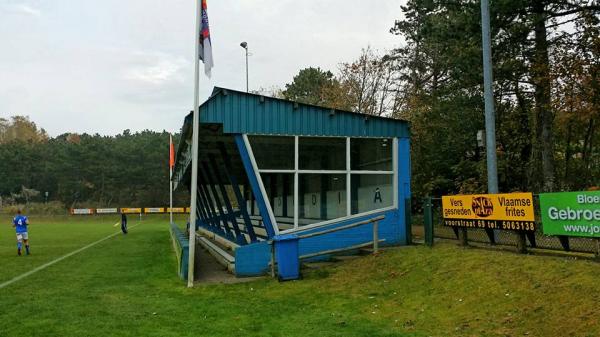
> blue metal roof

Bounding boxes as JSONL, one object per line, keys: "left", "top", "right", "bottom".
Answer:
{"left": 186, "top": 87, "right": 410, "bottom": 138}
{"left": 172, "top": 87, "right": 410, "bottom": 185}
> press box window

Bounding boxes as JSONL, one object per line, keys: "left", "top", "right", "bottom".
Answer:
{"left": 299, "top": 137, "right": 346, "bottom": 170}
{"left": 298, "top": 174, "right": 347, "bottom": 222}
{"left": 351, "top": 174, "right": 393, "bottom": 214}
{"left": 351, "top": 138, "right": 392, "bottom": 171}
{"left": 249, "top": 136, "right": 294, "bottom": 170}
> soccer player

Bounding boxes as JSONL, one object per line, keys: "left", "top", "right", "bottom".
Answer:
{"left": 121, "top": 213, "right": 128, "bottom": 234}
{"left": 13, "top": 209, "right": 30, "bottom": 256}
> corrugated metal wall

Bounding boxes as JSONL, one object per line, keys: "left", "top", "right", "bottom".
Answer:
{"left": 198, "top": 88, "right": 410, "bottom": 138}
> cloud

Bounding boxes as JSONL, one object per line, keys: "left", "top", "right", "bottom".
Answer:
{"left": 0, "top": 0, "right": 405, "bottom": 136}
{"left": 2, "top": 3, "right": 41, "bottom": 17}
{"left": 123, "top": 52, "right": 188, "bottom": 85}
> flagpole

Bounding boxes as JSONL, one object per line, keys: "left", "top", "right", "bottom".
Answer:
{"left": 187, "top": 0, "right": 202, "bottom": 288}
{"left": 169, "top": 134, "right": 174, "bottom": 225}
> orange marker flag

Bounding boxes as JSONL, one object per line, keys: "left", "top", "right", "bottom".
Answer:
{"left": 169, "top": 134, "right": 175, "bottom": 171}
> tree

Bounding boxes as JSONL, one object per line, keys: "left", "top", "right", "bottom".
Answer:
{"left": 0, "top": 116, "right": 48, "bottom": 144}
{"left": 282, "top": 67, "right": 341, "bottom": 107}
{"left": 337, "top": 47, "right": 399, "bottom": 116}
{"left": 387, "top": 0, "right": 599, "bottom": 198}
{"left": 0, "top": 117, "right": 190, "bottom": 209}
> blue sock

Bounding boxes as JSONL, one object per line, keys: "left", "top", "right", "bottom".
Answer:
{"left": 17, "top": 242, "right": 22, "bottom": 250}
{"left": 25, "top": 245, "right": 30, "bottom": 254}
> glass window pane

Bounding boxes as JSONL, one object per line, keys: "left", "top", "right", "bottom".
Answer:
{"left": 351, "top": 138, "right": 392, "bottom": 171}
{"left": 351, "top": 174, "right": 393, "bottom": 214}
{"left": 260, "top": 173, "right": 294, "bottom": 231}
{"left": 299, "top": 137, "right": 346, "bottom": 170}
{"left": 260, "top": 173, "right": 294, "bottom": 217}
{"left": 249, "top": 136, "right": 294, "bottom": 169}
{"left": 299, "top": 174, "right": 346, "bottom": 223}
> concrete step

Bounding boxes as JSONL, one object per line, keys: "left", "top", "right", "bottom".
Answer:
{"left": 197, "top": 235, "right": 235, "bottom": 273}
{"left": 197, "top": 227, "right": 240, "bottom": 252}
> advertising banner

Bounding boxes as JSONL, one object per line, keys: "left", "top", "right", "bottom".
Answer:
{"left": 442, "top": 193, "right": 535, "bottom": 231}
{"left": 71, "top": 208, "right": 94, "bottom": 215}
{"left": 167, "top": 207, "right": 186, "bottom": 213}
{"left": 121, "top": 208, "right": 142, "bottom": 214}
{"left": 96, "top": 208, "right": 118, "bottom": 214}
{"left": 540, "top": 191, "right": 600, "bottom": 237}
{"left": 144, "top": 207, "right": 165, "bottom": 213}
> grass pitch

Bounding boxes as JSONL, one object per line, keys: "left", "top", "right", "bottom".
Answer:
{"left": 1, "top": 215, "right": 600, "bottom": 337}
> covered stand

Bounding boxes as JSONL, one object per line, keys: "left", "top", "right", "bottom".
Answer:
{"left": 172, "top": 87, "right": 411, "bottom": 276}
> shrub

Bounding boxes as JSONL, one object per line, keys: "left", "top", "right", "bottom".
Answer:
{"left": 1, "top": 201, "right": 68, "bottom": 215}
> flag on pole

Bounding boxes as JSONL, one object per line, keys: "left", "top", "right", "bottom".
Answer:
{"left": 199, "top": 0, "right": 214, "bottom": 77}
{"left": 169, "top": 134, "right": 175, "bottom": 175}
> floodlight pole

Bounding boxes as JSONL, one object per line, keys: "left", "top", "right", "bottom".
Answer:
{"left": 240, "top": 42, "right": 249, "bottom": 92}
{"left": 481, "top": 0, "right": 505, "bottom": 246}
{"left": 480, "top": 0, "right": 498, "bottom": 194}
{"left": 187, "top": 0, "right": 202, "bottom": 288}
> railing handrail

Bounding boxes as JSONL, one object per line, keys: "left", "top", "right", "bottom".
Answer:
{"left": 297, "top": 215, "right": 385, "bottom": 240}
{"left": 269, "top": 214, "right": 385, "bottom": 277}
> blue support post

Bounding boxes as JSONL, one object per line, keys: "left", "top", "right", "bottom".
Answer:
{"left": 195, "top": 185, "right": 213, "bottom": 230}
{"left": 398, "top": 137, "right": 412, "bottom": 245}
{"left": 196, "top": 176, "right": 220, "bottom": 233}
{"left": 217, "top": 141, "right": 258, "bottom": 242}
{"left": 234, "top": 134, "right": 277, "bottom": 239}
{"left": 195, "top": 176, "right": 213, "bottom": 231}
{"left": 201, "top": 161, "right": 236, "bottom": 242}
{"left": 199, "top": 169, "right": 231, "bottom": 237}
{"left": 207, "top": 156, "right": 247, "bottom": 245}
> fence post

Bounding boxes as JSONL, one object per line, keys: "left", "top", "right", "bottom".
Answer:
{"left": 373, "top": 221, "right": 379, "bottom": 254}
{"left": 424, "top": 197, "right": 434, "bottom": 247}
{"left": 516, "top": 232, "right": 527, "bottom": 254}
{"left": 460, "top": 228, "right": 469, "bottom": 247}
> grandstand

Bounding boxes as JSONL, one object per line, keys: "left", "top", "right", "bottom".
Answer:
{"left": 172, "top": 87, "right": 411, "bottom": 276}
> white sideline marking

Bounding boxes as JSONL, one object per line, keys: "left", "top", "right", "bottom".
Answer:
{"left": 0, "top": 223, "right": 141, "bottom": 290}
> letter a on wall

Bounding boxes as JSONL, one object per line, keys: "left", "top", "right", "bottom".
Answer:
{"left": 374, "top": 188, "right": 382, "bottom": 203}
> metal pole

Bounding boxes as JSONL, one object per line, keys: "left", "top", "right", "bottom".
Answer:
{"left": 424, "top": 197, "right": 433, "bottom": 247}
{"left": 187, "top": 0, "right": 202, "bottom": 288}
{"left": 245, "top": 47, "right": 249, "bottom": 93}
{"left": 481, "top": 0, "right": 505, "bottom": 247}
{"left": 170, "top": 135, "right": 173, "bottom": 225}
{"left": 480, "top": 0, "right": 498, "bottom": 195}
{"left": 373, "top": 221, "right": 379, "bottom": 254}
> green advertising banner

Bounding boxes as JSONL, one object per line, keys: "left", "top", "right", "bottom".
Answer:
{"left": 540, "top": 191, "right": 600, "bottom": 237}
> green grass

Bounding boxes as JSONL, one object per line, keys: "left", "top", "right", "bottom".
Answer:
{"left": 1, "top": 215, "right": 600, "bottom": 336}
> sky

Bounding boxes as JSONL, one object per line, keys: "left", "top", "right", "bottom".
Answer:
{"left": 0, "top": 0, "right": 406, "bottom": 136}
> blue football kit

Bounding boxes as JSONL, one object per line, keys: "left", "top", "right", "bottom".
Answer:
{"left": 13, "top": 215, "right": 28, "bottom": 233}
{"left": 13, "top": 214, "right": 30, "bottom": 255}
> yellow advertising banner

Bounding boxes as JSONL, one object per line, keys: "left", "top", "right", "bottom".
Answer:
{"left": 167, "top": 207, "right": 186, "bottom": 213}
{"left": 144, "top": 207, "right": 165, "bottom": 214}
{"left": 121, "top": 208, "right": 142, "bottom": 214}
{"left": 442, "top": 193, "right": 535, "bottom": 231}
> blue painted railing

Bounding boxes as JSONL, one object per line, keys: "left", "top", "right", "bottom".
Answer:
{"left": 169, "top": 223, "right": 189, "bottom": 281}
